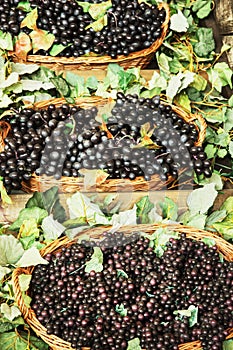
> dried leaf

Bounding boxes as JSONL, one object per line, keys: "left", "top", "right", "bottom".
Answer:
{"left": 20, "top": 7, "right": 38, "bottom": 30}
{"left": 13, "top": 33, "right": 32, "bottom": 61}
{"left": 30, "top": 29, "right": 55, "bottom": 54}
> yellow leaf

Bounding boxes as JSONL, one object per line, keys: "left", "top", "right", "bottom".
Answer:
{"left": 29, "top": 29, "right": 55, "bottom": 54}
{"left": 0, "top": 179, "right": 12, "bottom": 208}
{"left": 20, "top": 8, "right": 38, "bottom": 30}
{"left": 19, "top": 218, "right": 40, "bottom": 238}
{"left": 12, "top": 33, "right": 32, "bottom": 61}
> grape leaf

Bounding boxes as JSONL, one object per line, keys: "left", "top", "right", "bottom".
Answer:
{"left": 13, "top": 32, "right": 32, "bottom": 61}
{"left": 18, "top": 274, "right": 32, "bottom": 292}
{"left": 0, "top": 235, "right": 24, "bottom": 265}
{"left": 112, "top": 205, "right": 137, "bottom": 228}
{"left": 127, "top": 338, "right": 142, "bottom": 350}
{"left": 0, "top": 31, "right": 13, "bottom": 51}
{"left": 41, "top": 215, "right": 65, "bottom": 241}
{"left": 217, "top": 148, "right": 227, "bottom": 158}
{"left": 17, "top": 0, "right": 32, "bottom": 12}
{"left": 8, "top": 207, "right": 48, "bottom": 231}
{"left": 202, "top": 237, "right": 216, "bottom": 247}
{"left": 144, "top": 227, "right": 180, "bottom": 257}
{"left": 187, "top": 183, "right": 218, "bottom": 215}
{"left": 0, "top": 316, "right": 25, "bottom": 333}
{"left": 20, "top": 79, "right": 54, "bottom": 91}
{"left": 0, "top": 94, "right": 13, "bottom": 108}
{"left": 86, "top": 76, "right": 98, "bottom": 90}
{"left": 194, "top": 28, "right": 215, "bottom": 57}
{"left": 19, "top": 218, "right": 40, "bottom": 238}
{"left": 174, "top": 305, "right": 198, "bottom": 327}
{"left": 229, "top": 141, "right": 233, "bottom": 158}
{"left": 49, "top": 43, "right": 68, "bottom": 56}
{"left": 85, "top": 247, "right": 103, "bottom": 273}
{"left": 0, "top": 304, "right": 21, "bottom": 321}
{"left": 30, "top": 29, "right": 55, "bottom": 54}
{"left": 159, "top": 197, "right": 178, "bottom": 221}
{"left": 0, "top": 266, "right": 11, "bottom": 280}
{"left": 115, "top": 304, "right": 127, "bottom": 316}
{"left": 26, "top": 186, "right": 66, "bottom": 222}
{"left": 220, "top": 197, "right": 233, "bottom": 214}
{"left": 223, "top": 340, "right": 233, "bottom": 350}
{"left": 50, "top": 76, "right": 70, "bottom": 97}
{"left": 0, "top": 331, "right": 49, "bottom": 350}
{"left": 205, "top": 209, "right": 227, "bottom": 227}
{"left": 136, "top": 196, "right": 154, "bottom": 224}
{"left": 170, "top": 10, "right": 189, "bottom": 32}
{"left": 86, "top": 14, "right": 108, "bottom": 32}
{"left": 16, "top": 247, "right": 49, "bottom": 267}
{"left": 187, "top": 213, "right": 207, "bottom": 229}
{"left": 11, "top": 62, "right": 39, "bottom": 75}
{"left": 19, "top": 234, "right": 36, "bottom": 250}
{"left": 204, "top": 144, "right": 217, "bottom": 159}
{"left": 213, "top": 62, "right": 233, "bottom": 89}
{"left": 79, "top": 169, "right": 109, "bottom": 189}
{"left": 89, "top": 0, "right": 112, "bottom": 20}
{"left": 192, "top": 0, "right": 212, "bottom": 19}
{"left": 20, "top": 7, "right": 38, "bottom": 30}
{"left": 0, "top": 178, "right": 12, "bottom": 207}
{"left": 77, "top": 1, "right": 91, "bottom": 12}
{"left": 0, "top": 72, "right": 19, "bottom": 89}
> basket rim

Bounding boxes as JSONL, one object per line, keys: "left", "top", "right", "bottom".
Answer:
{"left": 12, "top": 223, "right": 233, "bottom": 350}
{"left": 13, "top": 3, "right": 170, "bottom": 66}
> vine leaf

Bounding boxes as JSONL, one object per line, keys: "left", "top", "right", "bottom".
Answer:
{"left": 29, "top": 30, "right": 55, "bottom": 54}
{"left": 20, "top": 7, "right": 38, "bottom": 30}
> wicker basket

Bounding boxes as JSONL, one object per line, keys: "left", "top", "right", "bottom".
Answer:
{"left": 0, "top": 98, "right": 207, "bottom": 193}
{"left": 12, "top": 223, "right": 233, "bottom": 350}
{"left": 12, "top": 3, "right": 170, "bottom": 71}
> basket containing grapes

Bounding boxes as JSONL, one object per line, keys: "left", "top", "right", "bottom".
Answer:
{"left": 12, "top": 224, "right": 233, "bottom": 350}
{"left": 11, "top": 0, "right": 170, "bottom": 70}
{"left": 0, "top": 94, "right": 209, "bottom": 193}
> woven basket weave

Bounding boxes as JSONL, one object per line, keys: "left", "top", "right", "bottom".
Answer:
{"left": 12, "top": 223, "right": 233, "bottom": 350}
{"left": 0, "top": 98, "right": 207, "bottom": 193}
{"left": 12, "top": 3, "right": 170, "bottom": 71}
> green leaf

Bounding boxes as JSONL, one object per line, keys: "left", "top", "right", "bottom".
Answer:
{"left": 220, "top": 197, "right": 233, "bottom": 214}
{"left": 86, "top": 14, "right": 108, "bottom": 32}
{"left": 20, "top": 7, "right": 38, "bottom": 30}
{"left": 190, "top": 74, "right": 207, "bottom": 91}
{"left": 117, "top": 269, "right": 129, "bottom": 279}
{"left": 20, "top": 79, "right": 54, "bottom": 91}
{"left": 174, "top": 305, "right": 198, "bottom": 327}
{"left": 170, "top": 9, "right": 189, "bottom": 32}
{"left": 0, "top": 316, "right": 25, "bottom": 333}
{"left": 86, "top": 76, "right": 98, "bottom": 90}
{"left": 17, "top": 0, "right": 32, "bottom": 12}
{"left": 0, "top": 235, "right": 24, "bottom": 265}
{"left": 0, "top": 31, "right": 13, "bottom": 51}
{"left": 19, "top": 234, "right": 37, "bottom": 250}
{"left": 187, "top": 213, "right": 207, "bottom": 229}
{"left": 11, "top": 62, "right": 39, "bottom": 75}
{"left": 217, "top": 148, "right": 227, "bottom": 158}
{"left": 16, "top": 247, "right": 49, "bottom": 267}
{"left": 49, "top": 43, "right": 68, "bottom": 56}
{"left": 26, "top": 186, "right": 66, "bottom": 222}
{"left": 0, "top": 179, "right": 12, "bottom": 207}
{"left": 41, "top": 215, "right": 65, "bottom": 241}
{"left": 229, "top": 96, "right": 233, "bottom": 107}
{"left": 127, "top": 338, "right": 142, "bottom": 350}
{"left": 9, "top": 207, "right": 48, "bottom": 231}
{"left": 223, "top": 339, "right": 233, "bottom": 350}
{"left": 0, "top": 266, "right": 11, "bottom": 280}
{"left": 194, "top": 28, "right": 215, "bottom": 57}
{"left": 0, "top": 304, "right": 21, "bottom": 322}
{"left": 0, "top": 94, "right": 13, "bottom": 108}
{"left": 115, "top": 303, "right": 127, "bottom": 317}
{"left": 89, "top": 0, "right": 112, "bottom": 20}
{"left": 50, "top": 76, "right": 70, "bottom": 97}
{"left": 19, "top": 218, "right": 40, "bottom": 238}
{"left": 0, "top": 72, "right": 19, "bottom": 89}
{"left": 229, "top": 141, "right": 233, "bottom": 158}
{"left": 192, "top": 0, "right": 212, "bottom": 19}
{"left": 144, "top": 227, "right": 180, "bottom": 257}
{"left": 85, "top": 247, "right": 103, "bottom": 273}
{"left": 77, "top": 1, "right": 91, "bottom": 12}
{"left": 204, "top": 144, "right": 217, "bottom": 159}
{"left": 67, "top": 192, "right": 110, "bottom": 226}
{"left": 30, "top": 29, "right": 55, "bottom": 53}
{"left": 187, "top": 183, "right": 218, "bottom": 215}
{"left": 224, "top": 108, "right": 233, "bottom": 131}
{"left": 159, "top": 197, "right": 178, "bottom": 221}
{"left": 112, "top": 205, "right": 137, "bottom": 227}
{"left": 0, "top": 331, "right": 49, "bottom": 350}
{"left": 213, "top": 62, "right": 233, "bottom": 89}
{"left": 18, "top": 274, "right": 32, "bottom": 292}
{"left": 205, "top": 209, "right": 227, "bottom": 227}
{"left": 202, "top": 237, "right": 216, "bottom": 247}
{"left": 136, "top": 196, "right": 154, "bottom": 224}
{"left": 213, "top": 221, "right": 233, "bottom": 241}
{"left": 175, "top": 91, "right": 191, "bottom": 112}
{"left": 148, "top": 71, "right": 167, "bottom": 91}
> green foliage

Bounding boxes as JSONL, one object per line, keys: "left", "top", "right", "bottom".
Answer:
{"left": 136, "top": 196, "right": 154, "bottom": 224}
{"left": 127, "top": 338, "right": 142, "bottom": 350}
{"left": 85, "top": 247, "right": 103, "bottom": 273}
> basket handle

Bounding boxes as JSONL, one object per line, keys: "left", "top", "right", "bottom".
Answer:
{"left": 192, "top": 113, "right": 207, "bottom": 147}
{"left": 0, "top": 121, "right": 11, "bottom": 152}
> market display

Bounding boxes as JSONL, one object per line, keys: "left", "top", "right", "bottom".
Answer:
{"left": 21, "top": 230, "right": 233, "bottom": 350}
{"left": 0, "top": 94, "right": 211, "bottom": 193}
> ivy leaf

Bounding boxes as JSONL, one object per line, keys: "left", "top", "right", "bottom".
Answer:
{"left": 0, "top": 304, "right": 21, "bottom": 322}
{"left": 41, "top": 215, "right": 65, "bottom": 241}
{"left": 79, "top": 169, "right": 109, "bottom": 189}
{"left": 187, "top": 183, "right": 218, "bottom": 215}
{"left": 0, "top": 178, "right": 12, "bottom": 207}
{"left": 0, "top": 235, "right": 24, "bottom": 265}
{"left": 170, "top": 10, "right": 189, "bottom": 32}
{"left": 20, "top": 7, "right": 38, "bottom": 30}
{"left": 49, "top": 43, "right": 68, "bottom": 56}
{"left": 19, "top": 218, "right": 40, "bottom": 238}
{"left": 8, "top": 207, "right": 48, "bottom": 231}
{"left": 194, "top": 28, "right": 215, "bottom": 57}
{"left": 159, "top": 197, "right": 178, "bottom": 221}
{"left": 217, "top": 148, "right": 227, "bottom": 158}
{"left": 89, "top": 0, "right": 112, "bottom": 20}
{"left": 30, "top": 29, "right": 55, "bottom": 53}
{"left": 213, "top": 62, "right": 233, "bottom": 89}
{"left": 127, "top": 338, "right": 142, "bottom": 350}
{"left": 86, "top": 14, "right": 108, "bottom": 32}
{"left": 136, "top": 196, "right": 154, "bottom": 224}
{"left": 13, "top": 32, "right": 32, "bottom": 61}
{"left": 18, "top": 274, "right": 32, "bottom": 292}
{"left": 17, "top": 0, "right": 32, "bottom": 12}
{"left": 16, "top": 247, "right": 49, "bottom": 267}
{"left": 204, "top": 144, "right": 217, "bottom": 159}
{"left": 0, "top": 31, "right": 13, "bottom": 51}
{"left": 26, "top": 186, "right": 66, "bottom": 222}
{"left": 85, "top": 247, "right": 103, "bottom": 273}
{"left": 115, "top": 304, "right": 127, "bottom": 317}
